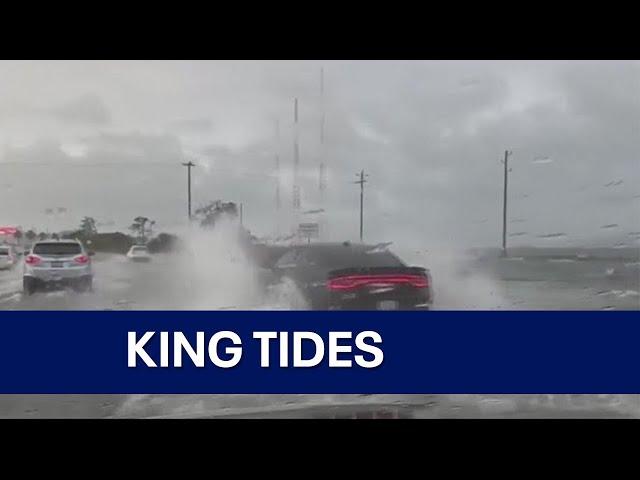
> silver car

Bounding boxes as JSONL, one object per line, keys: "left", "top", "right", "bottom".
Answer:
{"left": 23, "top": 240, "right": 94, "bottom": 295}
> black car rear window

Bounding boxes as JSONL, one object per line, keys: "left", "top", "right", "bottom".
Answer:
{"left": 305, "top": 246, "right": 405, "bottom": 269}
{"left": 33, "top": 243, "right": 82, "bottom": 255}
{"left": 0, "top": 248, "right": 9, "bottom": 255}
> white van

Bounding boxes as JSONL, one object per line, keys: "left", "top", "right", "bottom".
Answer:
{"left": 126, "top": 245, "right": 152, "bottom": 262}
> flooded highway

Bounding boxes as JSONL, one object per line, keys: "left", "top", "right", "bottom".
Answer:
{"left": 1, "top": 247, "right": 638, "bottom": 419}
{"left": 1, "top": 59, "right": 639, "bottom": 419}
{"left": 1, "top": 248, "right": 638, "bottom": 311}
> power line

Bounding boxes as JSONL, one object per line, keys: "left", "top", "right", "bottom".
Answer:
{"left": 0, "top": 161, "right": 277, "bottom": 179}
{"left": 0, "top": 161, "right": 181, "bottom": 167}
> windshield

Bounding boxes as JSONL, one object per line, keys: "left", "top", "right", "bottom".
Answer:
{"left": 33, "top": 243, "right": 82, "bottom": 256}
{"left": 0, "top": 248, "right": 9, "bottom": 255}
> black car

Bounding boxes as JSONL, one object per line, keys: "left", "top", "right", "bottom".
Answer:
{"left": 264, "top": 242, "right": 433, "bottom": 310}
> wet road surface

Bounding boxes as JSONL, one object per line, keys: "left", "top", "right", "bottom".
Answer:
{"left": 1, "top": 249, "right": 638, "bottom": 418}
{"left": 1, "top": 251, "right": 638, "bottom": 311}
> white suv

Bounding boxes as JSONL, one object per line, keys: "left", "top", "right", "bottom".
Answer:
{"left": 23, "top": 240, "right": 94, "bottom": 295}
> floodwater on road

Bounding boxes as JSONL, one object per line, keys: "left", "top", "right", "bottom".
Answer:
{"left": 1, "top": 248, "right": 638, "bottom": 418}
{"left": 1, "top": 249, "right": 638, "bottom": 311}
{"left": 2, "top": 393, "right": 639, "bottom": 419}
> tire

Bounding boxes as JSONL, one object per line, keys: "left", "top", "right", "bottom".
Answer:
{"left": 23, "top": 277, "right": 36, "bottom": 296}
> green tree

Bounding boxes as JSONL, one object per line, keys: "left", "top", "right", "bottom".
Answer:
{"left": 38, "top": 232, "right": 48, "bottom": 241}
{"left": 25, "top": 230, "right": 37, "bottom": 241}
{"left": 129, "top": 217, "right": 155, "bottom": 242}
{"left": 147, "top": 219, "right": 156, "bottom": 238}
{"left": 195, "top": 201, "right": 238, "bottom": 229}
{"left": 79, "top": 217, "right": 98, "bottom": 237}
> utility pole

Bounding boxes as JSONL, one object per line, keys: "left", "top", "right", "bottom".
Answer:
{"left": 272, "top": 119, "right": 282, "bottom": 238}
{"left": 181, "top": 161, "right": 196, "bottom": 221}
{"left": 501, "top": 150, "right": 512, "bottom": 257}
{"left": 293, "top": 98, "right": 301, "bottom": 213}
{"left": 319, "top": 67, "right": 327, "bottom": 201}
{"left": 354, "top": 170, "right": 368, "bottom": 242}
{"left": 275, "top": 120, "right": 281, "bottom": 212}
{"left": 240, "top": 203, "right": 244, "bottom": 227}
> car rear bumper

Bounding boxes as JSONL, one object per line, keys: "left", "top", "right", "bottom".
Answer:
{"left": 128, "top": 256, "right": 151, "bottom": 262}
{"left": 328, "top": 301, "right": 432, "bottom": 311}
{"left": 328, "top": 290, "right": 432, "bottom": 311}
{"left": 24, "top": 275, "right": 92, "bottom": 288}
{"left": 24, "top": 266, "right": 92, "bottom": 282}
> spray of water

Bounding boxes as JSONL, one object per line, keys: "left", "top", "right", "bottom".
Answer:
{"left": 167, "top": 225, "right": 508, "bottom": 311}
{"left": 166, "top": 216, "right": 307, "bottom": 310}
{"left": 163, "top": 217, "right": 262, "bottom": 309}
{"left": 400, "top": 246, "right": 510, "bottom": 310}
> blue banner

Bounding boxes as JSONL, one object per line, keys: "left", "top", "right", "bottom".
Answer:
{"left": 1, "top": 310, "right": 639, "bottom": 394}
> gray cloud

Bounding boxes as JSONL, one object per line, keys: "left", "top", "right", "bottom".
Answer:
{"left": 50, "top": 94, "right": 111, "bottom": 125}
{"left": 81, "top": 132, "right": 183, "bottom": 162}
{"left": 2, "top": 139, "right": 70, "bottom": 163}
{"left": 0, "top": 135, "right": 187, "bottom": 232}
{"left": 0, "top": 60, "right": 637, "bottom": 249}
{"left": 0, "top": 93, "right": 110, "bottom": 130}
{"left": 169, "top": 117, "right": 213, "bottom": 133}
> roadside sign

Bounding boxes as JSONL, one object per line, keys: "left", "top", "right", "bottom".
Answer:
{"left": 298, "top": 223, "right": 319, "bottom": 242}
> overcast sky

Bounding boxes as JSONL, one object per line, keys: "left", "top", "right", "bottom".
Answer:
{"left": 0, "top": 60, "right": 638, "bottom": 249}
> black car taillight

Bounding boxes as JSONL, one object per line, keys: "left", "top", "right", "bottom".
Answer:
{"left": 327, "top": 274, "right": 429, "bottom": 291}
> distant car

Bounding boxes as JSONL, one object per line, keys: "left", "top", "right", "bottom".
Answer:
{"left": 264, "top": 242, "right": 433, "bottom": 310}
{"left": 23, "top": 239, "right": 94, "bottom": 295}
{"left": 126, "top": 245, "right": 151, "bottom": 262}
{"left": 0, "top": 245, "right": 18, "bottom": 270}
